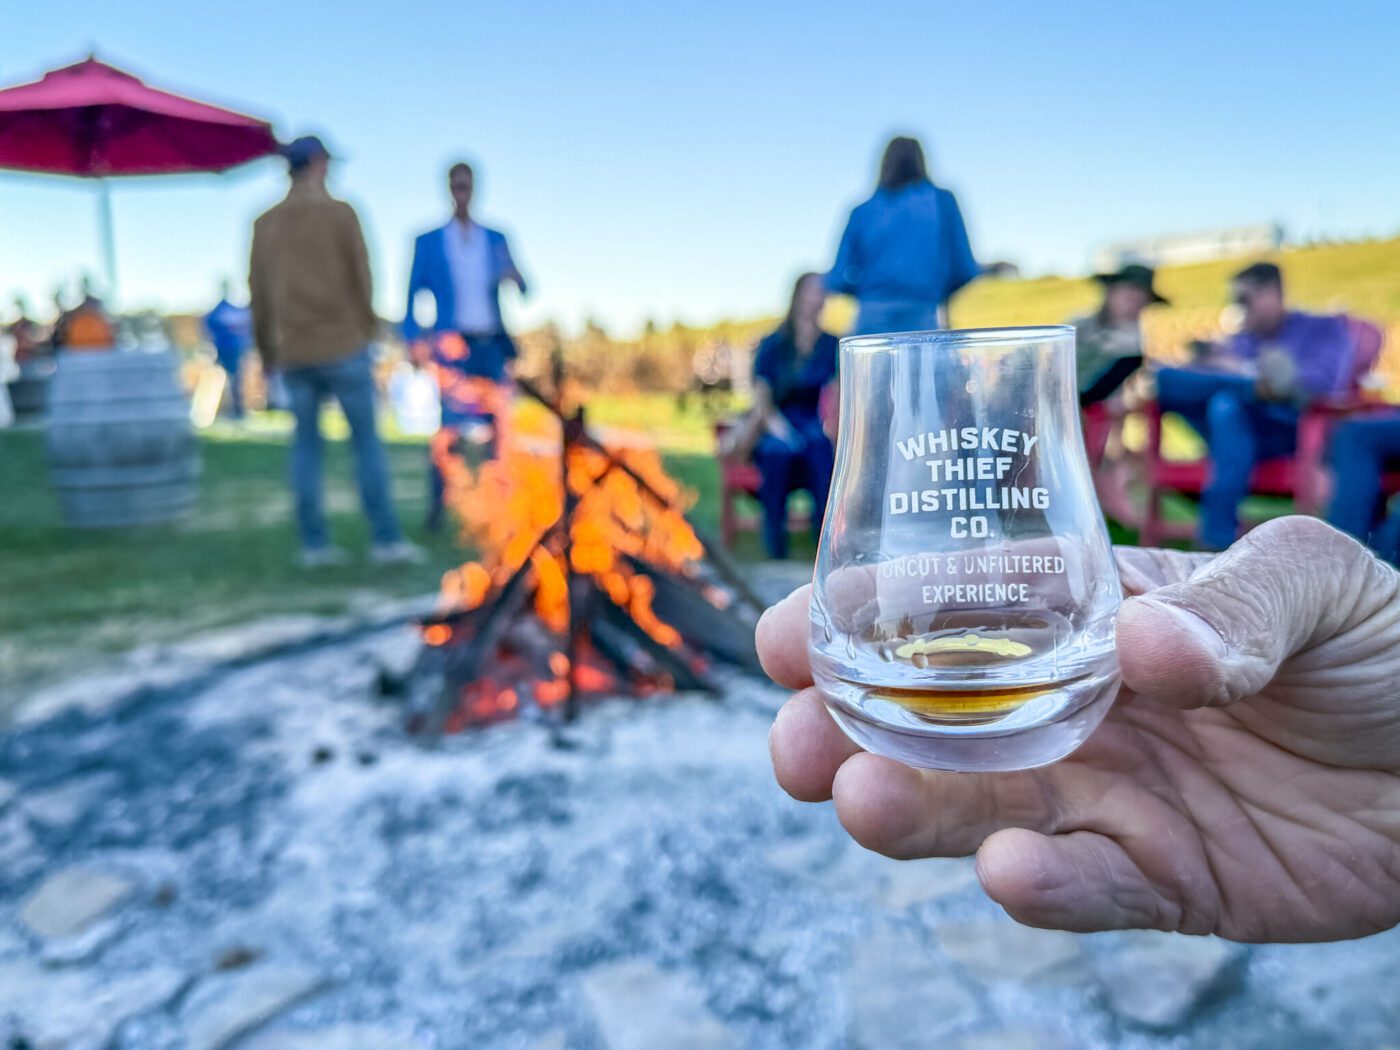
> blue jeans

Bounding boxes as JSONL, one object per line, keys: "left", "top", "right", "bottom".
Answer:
{"left": 283, "top": 349, "right": 403, "bottom": 549}
{"left": 449, "top": 331, "right": 516, "bottom": 385}
{"left": 1157, "top": 368, "right": 1298, "bottom": 550}
{"left": 218, "top": 351, "right": 244, "bottom": 418}
{"left": 853, "top": 300, "right": 943, "bottom": 337}
{"left": 1326, "top": 414, "right": 1400, "bottom": 542}
{"left": 752, "top": 415, "right": 834, "bottom": 559}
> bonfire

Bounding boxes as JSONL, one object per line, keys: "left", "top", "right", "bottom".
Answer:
{"left": 399, "top": 360, "right": 764, "bottom": 735}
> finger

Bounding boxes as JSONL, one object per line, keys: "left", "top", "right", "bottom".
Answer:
{"left": 768, "top": 689, "right": 860, "bottom": 802}
{"left": 756, "top": 584, "right": 813, "bottom": 689}
{"left": 830, "top": 754, "right": 1062, "bottom": 859}
{"left": 976, "top": 827, "right": 1174, "bottom": 933}
{"left": 1117, "top": 515, "right": 1394, "bottom": 708}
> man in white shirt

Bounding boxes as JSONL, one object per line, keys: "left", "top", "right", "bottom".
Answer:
{"left": 444, "top": 214, "right": 495, "bottom": 334}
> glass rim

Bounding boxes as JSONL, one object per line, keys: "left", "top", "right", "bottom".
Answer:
{"left": 840, "top": 324, "right": 1073, "bottom": 353}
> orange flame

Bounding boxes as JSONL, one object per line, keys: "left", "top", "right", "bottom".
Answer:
{"left": 432, "top": 394, "right": 702, "bottom": 652}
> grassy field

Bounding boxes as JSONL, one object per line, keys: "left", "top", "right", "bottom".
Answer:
{"left": 0, "top": 389, "right": 1228, "bottom": 689}
{"left": 956, "top": 237, "right": 1400, "bottom": 326}
{"left": 950, "top": 236, "right": 1400, "bottom": 379}
{"left": 0, "top": 419, "right": 456, "bottom": 685}
{"left": 0, "top": 400, "right": 753, "bottom": 688}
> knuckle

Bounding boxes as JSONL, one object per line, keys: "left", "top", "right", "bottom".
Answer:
{"left": 1244, "top": 514, "right": 1363, "bottom": 566}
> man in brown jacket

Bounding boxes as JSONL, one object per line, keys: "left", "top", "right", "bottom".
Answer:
{"left": 250, "top": 136, "right": 421, "bottom": 567}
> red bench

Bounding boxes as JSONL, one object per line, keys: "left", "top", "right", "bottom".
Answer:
{"left": 1135, "top": 317, "right": 1392, "bottom": 546}
{"left": 715, "top": 420, "right": 810, "bottom": 548}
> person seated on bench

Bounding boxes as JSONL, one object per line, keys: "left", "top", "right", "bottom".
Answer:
{"left": 749, "top": 273, "right": 838, "bottom": 559}
{"left": 1071, "top": 263, "right": 1168, "bottom": 406}
{"left": 1155, "top": 261, "right": 1353, "bottom": 550}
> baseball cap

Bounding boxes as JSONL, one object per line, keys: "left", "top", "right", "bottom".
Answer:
{"left": 280, "top": 135, "right": 333, "bottom": 173}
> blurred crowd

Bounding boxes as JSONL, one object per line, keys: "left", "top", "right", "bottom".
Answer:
{"left": 733, "top": 136, "right": 1393, "bottom": 562}
{"left": 4, "top": 132, "right": 1394, "bottom": 565}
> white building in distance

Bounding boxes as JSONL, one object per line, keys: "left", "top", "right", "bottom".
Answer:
{"left": 1093, "top": 223, "right": 1284, "bottom": 272}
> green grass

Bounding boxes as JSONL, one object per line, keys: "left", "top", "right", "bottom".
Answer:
{"left": 561, "top": 390, "right": 744, "bottom": 454}
{"left": 951, "top": 236, "right": 1400, "bottom": 332}
{"left": 0, "top": 390, "right": 1291, "bottom": 688}
{"left": 0, "top": 396, "right": 753, "bottom": 688}
{"left": 0, "top": 415, "right": 460, "bottom": 687}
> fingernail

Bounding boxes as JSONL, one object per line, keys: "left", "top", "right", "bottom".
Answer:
{"left": 1134, "top": 598, "right": 1230, "bottom": 659}
{"left": 756, "top": 599, "right": 781, "bottom": 635}
{"left": 759, "top": 585, "right": 801, "bottom": 626}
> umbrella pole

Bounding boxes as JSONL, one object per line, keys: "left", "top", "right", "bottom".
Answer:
{"left": 97, "top": 179, "right": 118, "bottom": 304}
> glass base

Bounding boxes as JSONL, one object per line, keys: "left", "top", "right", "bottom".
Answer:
{"left": 815, "top": 665, "right": 1120, "bottom": 772}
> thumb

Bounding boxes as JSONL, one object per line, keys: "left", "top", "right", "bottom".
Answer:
{"left": 1116, "top": 516, "right": 1381, "bottom": 709}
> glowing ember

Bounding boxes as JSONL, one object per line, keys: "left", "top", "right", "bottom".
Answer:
{"left": 422, "top": 624, "right": 452, "bottom": 647}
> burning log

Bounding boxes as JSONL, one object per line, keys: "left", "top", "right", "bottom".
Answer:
{"left": 621, "top": 554, "right": 764, "bottom": 675}
{"left": 588, "top": 590, "right": 713, "bottom": 694}
{"left": 517, "top": 374, "right": 768, "bottom": 615}
{"left": 395, "top": 354, "right": 765, "bottom": 736}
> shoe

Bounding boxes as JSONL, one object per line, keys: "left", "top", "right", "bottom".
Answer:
{"left": 299, "top": 545, "right": 350, "bottom": 569}
{"left": 370, "top": 541, "right": 427, "bottom": 566}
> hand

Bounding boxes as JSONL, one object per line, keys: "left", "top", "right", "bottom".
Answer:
{"left": 1209, "top": 356, "right": 1258, "bottom": 379}
{"left": 758, "top": 516, "right": 1400, "bottom": 943}
{"left": 1256, "top": 347, "right": 1300, "bottom": 403}
{"left": 765, "top": 415, "right": 796, "bottom": 444}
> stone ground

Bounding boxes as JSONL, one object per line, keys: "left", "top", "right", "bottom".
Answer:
{"left": 2, "top": 568, "right": 1399, "bottom": 1048}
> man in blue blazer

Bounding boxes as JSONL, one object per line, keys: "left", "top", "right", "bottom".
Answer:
{"left": 403, "top": 161, "right": 528, "bottom": 380}
{"left": 403, "top": 161, "right": 528, "bottom": 527}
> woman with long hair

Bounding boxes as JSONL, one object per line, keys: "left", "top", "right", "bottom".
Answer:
{"left": 827, "top": 136, "right": 984, "bottom": 335}
{"left": 747, "top": 272, "right": 838, "bottom": 558}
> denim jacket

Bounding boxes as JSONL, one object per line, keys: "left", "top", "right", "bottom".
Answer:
{"left": 826, "top": 182, "right": 979, "bottom": 307}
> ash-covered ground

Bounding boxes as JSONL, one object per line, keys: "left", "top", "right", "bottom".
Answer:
{"left": 2, "top": 592, "right": 1398, "bottom": 1048}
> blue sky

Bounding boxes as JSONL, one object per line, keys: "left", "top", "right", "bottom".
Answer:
{"left": 2, "top": 1, "right": 1397, "bottom": 335}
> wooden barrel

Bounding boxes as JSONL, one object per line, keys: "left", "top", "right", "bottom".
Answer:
{"left": 45, "top": 349, "right": 201, "bottom": 527}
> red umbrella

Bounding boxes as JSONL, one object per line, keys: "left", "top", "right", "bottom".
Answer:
{"left": 0, "top": 55, "right": 279, "bottom": 299}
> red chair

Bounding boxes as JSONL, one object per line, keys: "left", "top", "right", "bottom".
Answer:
{"left": 716, "top": 420, "right": 763, "bottom": 547}
{"left": 714, "top": 420, "right": 810, "bottom": 548}
{"left": 1137, "top": 317, "right": 1388, "bottom": 547}
{"left": 1082, "top": 400, "right": 1144, "bottom": 527}
{"left": 1081, "top": 401, "right": 1115, "bottom": 471}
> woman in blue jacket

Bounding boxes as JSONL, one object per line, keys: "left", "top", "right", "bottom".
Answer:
{"left": 827, "top": 136, "right": 983, "bottom": 335}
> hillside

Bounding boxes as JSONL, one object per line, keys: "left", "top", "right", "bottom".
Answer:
{"left": 527, "top": 235, "right": 1400, "bottom": 391}
{"left": 951, "top": 235, "right": 1400, "bottom": 370}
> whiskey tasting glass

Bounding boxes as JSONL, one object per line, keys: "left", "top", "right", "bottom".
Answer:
{"left": 808, "top": 326, "right": 1121, "bottom": 772}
